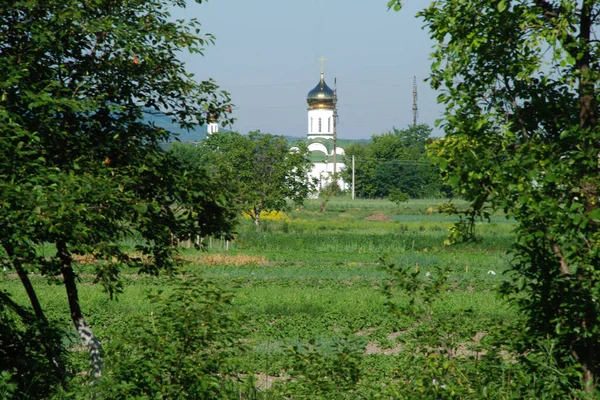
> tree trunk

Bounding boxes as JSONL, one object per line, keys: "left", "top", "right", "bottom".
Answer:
{"left": 320, "top": 200, "right": 327, "bottom": 212}
{"left": 4, "top": 244, "right": 46, "bottom": 320}
{"left": 4, "top": 244, "right": 66, "bottom": 378}
{"left": 253, "top": 206, "right": 262, "bottom": 227}
{"left": 575, "top": 1, "right": 598, "bottom": 391}
{"left": 57, "top": 241, "right": 103, "bottom": 379}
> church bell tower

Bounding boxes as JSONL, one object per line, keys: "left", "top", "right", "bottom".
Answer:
{"left": 307, "top": 58, "right": 335, "bottom": 139}
{"left": 305, "top": 58, "right": 346, "bottom": 191}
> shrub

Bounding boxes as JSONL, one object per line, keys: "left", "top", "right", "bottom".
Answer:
{"left": 0, "top": 303, "right": 66, "bottom": 399}
{"left": 87, "top": 276, "right": 248, "bottom": 399}
{"left": 389, "top": 189, "right": 410, "bottom": 205}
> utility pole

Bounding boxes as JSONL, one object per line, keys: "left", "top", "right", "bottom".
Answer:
{"left": 333, "top": 77, "right": 338, "bottom": 183}
{"left": 413, "top": 75, "right": 418, "bottom": 127}
{"left": 352, "top": 154, "right": 355, "bottom": 200}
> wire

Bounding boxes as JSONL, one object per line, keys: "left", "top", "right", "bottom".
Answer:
{"left": 222, "top": 76, "right": 418, "bottom": 90}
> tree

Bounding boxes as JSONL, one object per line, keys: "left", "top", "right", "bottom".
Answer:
{"left": 0, "top": 0, "right": 235, "bottom": 385}
{"left": 342, "top": 124, "right": 443, "bottom": 198}
{"left": 390, "top": 0, "right": 600, "bottom": 393}
{"left": 199, "top": 131, "right": 314, "bottom": 226}
{"left": 340, "top": 142, "right": 377, "bottom": 198}
{"left": 319, "top": 175, "right": 343, "bottom": 212}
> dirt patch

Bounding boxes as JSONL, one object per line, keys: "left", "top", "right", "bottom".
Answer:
{"left": 356, "top": 327, "right": 377, "bottom": 336}
{"left": 71, "top": 252, "right": 153, "bottom": 265}
{"left": 473, "top": 331, "right": 487, "bottom": 343}
{"left": 254, "top": 373, "right": 288, "bottom": 390}
{"left": 363, "top": 213, "right": 392, "bottom": 222}
{"left": 183, "top": 254, "right": 267, "bottom": 267}
{"left": 365, "top": 341, "right": 404, "bottom": 355}
{"left": 387, "top": 330, "right": 411, "bottom": 341}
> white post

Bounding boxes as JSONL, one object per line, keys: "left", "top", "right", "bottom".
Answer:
{"left": 352, "top": 155, "right": 355, "bottom": 200}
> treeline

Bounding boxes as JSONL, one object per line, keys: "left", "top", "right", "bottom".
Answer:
{"left": 168, "top": 130, "right": 313, "bottom": 226}
{"left": 341, "top": 124, "right": 451, "bottom": 199}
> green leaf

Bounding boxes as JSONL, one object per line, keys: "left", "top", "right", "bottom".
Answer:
{"left": 588, "top": 208, "right": 600, "bottom": 222}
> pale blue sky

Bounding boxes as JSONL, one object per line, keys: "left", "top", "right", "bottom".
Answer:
{"left": 172, "top": 0, "right": 441, "bottom": 139}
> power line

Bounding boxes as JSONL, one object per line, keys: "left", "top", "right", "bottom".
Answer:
{"left": 221, "top": 76, "right": 417, "bottom": 90}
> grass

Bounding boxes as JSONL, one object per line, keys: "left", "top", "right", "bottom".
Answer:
{"left": 2, "top": 197, "right": 520, "bottom": 396}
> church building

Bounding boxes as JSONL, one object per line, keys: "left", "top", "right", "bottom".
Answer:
{"left": 305, "top": 66, "right": 346, "bottom": 191}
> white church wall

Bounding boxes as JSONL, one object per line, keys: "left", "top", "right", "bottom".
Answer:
{"left": 309, "top": 161, "right": 348, "bottom": 194}
{"left": 308, "top": 108, "right": 334, "bottom": 137}
{"left": 308, "top": 142, "right": 328, "bottom": 154}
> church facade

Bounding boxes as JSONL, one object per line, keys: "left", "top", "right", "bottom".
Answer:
{"left": 305, "top": 70, "right": 347, "bottom": 191}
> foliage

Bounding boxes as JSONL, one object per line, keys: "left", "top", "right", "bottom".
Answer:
{"left": 0, "top": 0, "right": 235, "bottom": 383}
{"left": 273, "top": 337, "right": 364, "bottom": 399}
{"left": 393, "top": 0, "right": 600, "bottom": 393}
{"left": 388, "top": 189, "right": 410, "bottom": 204}
{"left": 0, "top": 371, "right": 16, "bottom": 400}
{"left": 3, "top": 198, "right": 523, "bottom": 397}
{"left": 318, "top": 175, "right": 343, "bottom": 212}
{"left": 196, "top": 130, "right": 315, "bottom": 226}
{"left": 341, "top": 124, "right": 446, "bottom": 199}
{"left": 86, "top": 276, "right": 248, "bottom": 399}
{"left": 0, "top": 299, "right": 65, "bottom": 399}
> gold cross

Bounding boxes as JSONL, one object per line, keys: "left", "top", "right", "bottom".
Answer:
{"left": 318, "top": 56, "right": 326, "bottom": 74}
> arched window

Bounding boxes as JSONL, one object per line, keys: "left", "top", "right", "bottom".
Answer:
{"left": 310, "top": 117, "right": 313, "bottom": 132}
{"left": 328, "top": 117, "right": 331, "bottom": 132}
{"left": 318, "top": 118, "right": 322, "bottom": 133}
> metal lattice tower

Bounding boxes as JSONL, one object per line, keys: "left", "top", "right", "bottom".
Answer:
{"left": 413, "top": 75, "right": 418, "bottom": 127}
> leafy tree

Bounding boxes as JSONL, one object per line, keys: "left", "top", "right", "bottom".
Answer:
{"left": 342, "top": 124, "right": 443, "bottom": 198}
{"left": 391, "top": 0, "right": 600, "bottom": 393}
{"left": 340, "top": 142, "right": 377, "bottom": 198}
{"left": 199, "top": 131, "right": 315, "bottom": 226}
{"left": 0, "top": 0, "right": 235, "bottom": 384}
{"left": 318, "top": 175, "right": 343, "bottom": 212}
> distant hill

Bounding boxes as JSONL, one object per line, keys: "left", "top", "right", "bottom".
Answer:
{"left": 143, "top": 113, "right": 371, "bottom": 145}
{"left": 286, "top": 136, "right": 371, "bottom": 146}
{"left": 143, "top": 111, "right": 208, "bottom": 143}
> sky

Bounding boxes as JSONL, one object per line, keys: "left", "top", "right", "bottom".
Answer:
{"left": 171, "top": 0, "right": 442, "bottom": 139}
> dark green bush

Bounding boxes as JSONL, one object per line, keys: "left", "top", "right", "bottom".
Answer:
{"left": 0, "top": 303, "right": 66, "bottom": 399}
{"left": 86, "top": 276, "right": 249, "bottom": 399}
{"left": 389, "top": 189, "right": 410, "bottom": 205}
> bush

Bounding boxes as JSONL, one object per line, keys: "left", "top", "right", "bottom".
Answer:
{"left": 273, "top": 337, "right": 364, "bottom": 398}
{"left": 389, "top": 189, "right": 410, "bottom": 205}
{"left": 87, "top": 276, "right": 249, "bottom": 399}
{"left": 0, "top": 304, "right": 66, "bottom": 399}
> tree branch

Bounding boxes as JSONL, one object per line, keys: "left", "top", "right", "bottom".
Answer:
{"left": 551, "top": 243, "right": 571, "bottom": 276}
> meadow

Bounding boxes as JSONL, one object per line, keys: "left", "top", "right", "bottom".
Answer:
{"left": 3, "top": 198, "right": 526, "bottom": 398}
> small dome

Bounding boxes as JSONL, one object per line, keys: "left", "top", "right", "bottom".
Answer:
{"left": 307, "top": 73, "right": 335, "bottom": 109}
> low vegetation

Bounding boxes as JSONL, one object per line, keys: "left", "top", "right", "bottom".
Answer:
{"left": 4, "top": 198, "right": 589, "bottom": 398}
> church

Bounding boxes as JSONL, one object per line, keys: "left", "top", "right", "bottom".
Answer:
{"left": 304, "top": 65, "right": 347, "bottom": 191}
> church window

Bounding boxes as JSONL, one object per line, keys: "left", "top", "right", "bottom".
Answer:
{"left": 311, "top": 117, "right": 313, "bottom": 132}
{"left": 328, "top": 117, "right": 331, "bottom": 132}
{"left": 319, "top": 118, "right": 322, "bottom": 132}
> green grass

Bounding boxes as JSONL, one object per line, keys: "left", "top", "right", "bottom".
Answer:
{"left": 2, "top": 197, "right": 520, "bottom": 396}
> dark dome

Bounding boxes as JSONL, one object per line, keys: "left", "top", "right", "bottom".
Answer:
{"left": 307, "top": 73, "right": 335, "bottom": 109}
{"left": 307, "top": 73, "right": 334, "bottom": 100}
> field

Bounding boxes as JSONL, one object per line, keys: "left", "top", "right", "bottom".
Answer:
{"left": 3, "top": 198, "right": 524, "bottom": 398}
